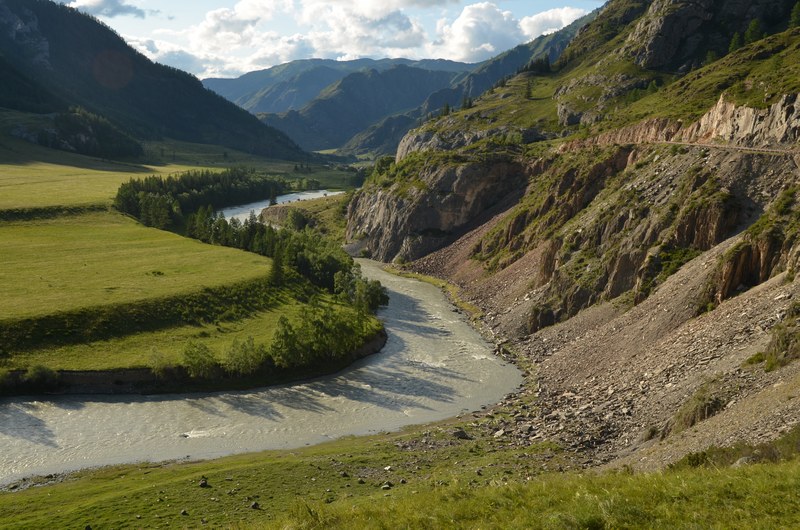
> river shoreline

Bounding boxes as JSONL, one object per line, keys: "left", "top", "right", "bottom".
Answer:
{"left": 0, "top": 261, "right": 522, "bottom": 488}
{"left": 0, "top": 329, "right": 387, "bottom": 397}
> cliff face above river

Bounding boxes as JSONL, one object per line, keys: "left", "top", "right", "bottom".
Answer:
{"left": 346, "top": 154, "right": 527, "bottom": 263}
{"left": 345, "top": 0, "right": 800, "bottom": 469}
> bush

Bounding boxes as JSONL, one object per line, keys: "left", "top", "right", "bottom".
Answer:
{"left": 182, "top": 342, "right": 220, "bottom": 379}
{"left": 666, "top": 380, "right": 725, "bottom": 436}
{"left": 23, "top": 365, "right": 60, "bottom": 391}
{"left": 149, "top": 348, "right": 174, "bottom": 379}
{"left": 225, "top": 337, "right": 269, "bottom": 376}
{"left": 746, "top": 302, "right": 800, "bottom": 372}
{"left": 0, "top": 368, "right": 14, "bottom": 394}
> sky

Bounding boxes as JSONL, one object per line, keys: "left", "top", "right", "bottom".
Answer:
{"left": 58, "top": 0, "right": 603, "bottom": 79}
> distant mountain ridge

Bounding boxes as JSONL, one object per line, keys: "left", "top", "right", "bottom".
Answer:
{"left": 0, "top": 0, "right": 305, "bottom": 160}
{"left": 335, "top": 10, "right": 599, "bottom": 157}
{"left": 203, "top": 58, "right": 477, "bottom": 115}
{"left": 211, "top": 10, "right": 597, "bottom": 157}
{"left": 258, "top": 65, "right": 465, "bottom": 152}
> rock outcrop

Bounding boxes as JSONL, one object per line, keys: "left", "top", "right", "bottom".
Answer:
{"left": 679, "top": 93, "right": 800, "bottom": 148}
{"left": 347, "top": 157, "right": 526, "bottom": 262}
{"left": 623, "top": 0, "right": 790, "bottom": 70}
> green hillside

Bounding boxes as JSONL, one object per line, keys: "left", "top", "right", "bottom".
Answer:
{"left": 0, "top": 0, "right": 305, "bottom": 160}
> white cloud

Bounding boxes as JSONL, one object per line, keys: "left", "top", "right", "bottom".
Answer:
{"left": 520, "top": 7, "right": 587, "bottom": 39}
{"left": 429, "top": 2, "right": 523, "bottom": 63}
{"left": 123, "top": 1, "right": 591, "bottom": 77}
{"left": 68, "top": 0, "right": 147, "bottom": 18}
{"left": 298, "top": 3, "right": 426, "bottom": 59}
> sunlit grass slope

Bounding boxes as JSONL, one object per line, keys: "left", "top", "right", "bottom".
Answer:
{"left": 0, "top": 211, "right": 272, "bottom": 321}
{"left": 0, "top": 422, "right": 797, "bottom": 529}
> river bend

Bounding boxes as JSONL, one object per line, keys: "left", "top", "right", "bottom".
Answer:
{"left": 0, "top": 261, "right": 521, "bottom": 486}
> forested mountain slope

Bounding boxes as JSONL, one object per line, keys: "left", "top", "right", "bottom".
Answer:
{"left": 259, "top": 65, "right": 462, "bottom": 152}
{"left": 339, "top": 10, "right": 599, "bottom": 157}
{"left": 0, "top": 0, "right": 305, "bottom": 160}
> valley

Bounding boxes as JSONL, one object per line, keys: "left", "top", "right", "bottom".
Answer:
{"left": 2, "top": 0, "right": 800, "bottom": 527}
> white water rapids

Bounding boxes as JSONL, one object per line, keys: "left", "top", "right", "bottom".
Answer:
{"left": 0, "top": 260, "right": 521, "bottom": 486}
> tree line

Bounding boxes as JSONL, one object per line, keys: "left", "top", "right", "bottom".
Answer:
{"left": 114, "top": 167, "right": 288, "bottom": 229}
{"left": 114, "top": 165, "right": 388, "bottom": 328}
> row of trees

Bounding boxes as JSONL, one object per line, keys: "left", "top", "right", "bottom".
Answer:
{"left": 185, "top": 206, "right": 386, "bottom": 311}
{"left": 175, "top": 297, "right": 378, "bottom": 380}
{"left": 116, "top": 167, "right": 387, "bottom": 311}
{"left": 114, "top": 168, "right": 389, "bottom": 379}
{"left": 114, "top": 167, "right": 288, "bottom": 229}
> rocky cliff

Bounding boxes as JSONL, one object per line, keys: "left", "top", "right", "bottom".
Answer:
{"left": 346, "top": 153, "right": 526, "bottom": 262}
{"left": 345, "top": 0, "right": 800, "bottom": 468}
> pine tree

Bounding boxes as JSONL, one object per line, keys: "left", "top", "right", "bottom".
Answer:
{"left": 729, "top": 32, "right": 743, "bottom": 53}
{"left": 744, "top": 19, "right": 764, "bottom": 44}
{"left": 791, "top": 1, "right": 800, "bottom": 27}
{"left": 269, "top": 243, "right": 284, "bottom": 286}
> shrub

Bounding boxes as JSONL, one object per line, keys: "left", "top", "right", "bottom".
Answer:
{"left": 149, "top": 348, "right": 174, "bottom": 379}
{"left": 23, "top": 365, "right": 60, "bottom": 391}
{"left": 746, "top": 302, "right": 800, "bottom": 372}
{"left": 0, "top": 368, "right": 14, "bottom": 394}
{"left": 182, "top": 342, "right": 220, "bottom": 379}
{"left": 225, "top": 337, "right": 269, "bottom": 376}
{"left": 666, "top": 380, "right": 725, "bottom": 436}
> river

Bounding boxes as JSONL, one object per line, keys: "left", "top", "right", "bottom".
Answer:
{"left": 218, "top": 190, "right": 345, "bottom": 222}
{"left": 0, "top": 261, "right": 521, "bottom": 486}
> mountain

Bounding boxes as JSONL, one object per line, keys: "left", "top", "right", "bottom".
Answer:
{"left": 338, "top": 10, "right": 599, "bottom": 157}
{"left": 0, "top": 0, "right": 305, "bottom": 160}
{"left": 346, "top": 0, "right": 800, "bottom": 470}
{"left": 0, "top": 52, "right": 63, "bottom": 113}
{"left": 203, "top": 58, "right": 476, "bottom": 115}
{"left": 259, "top": 65, "right": 463, "bottom": 152}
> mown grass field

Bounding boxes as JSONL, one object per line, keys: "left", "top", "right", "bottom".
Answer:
{"left": 7, "top": 302, "right": 298, "bottom": 371}
{"left": 0, "top": 135, "right": 159, "bottom": 210}
{"left": 7, "top": 297, "right": 384, "bottom": 371}
{"left": 0, "top": 211, "right": 273, "bottom": 321}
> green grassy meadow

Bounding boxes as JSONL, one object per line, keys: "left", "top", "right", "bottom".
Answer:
{"left": 0, "top": 127, "right": 370, "bottom": 373}
{"left": 0, "top": 211, "right": 273, "bottom": 321}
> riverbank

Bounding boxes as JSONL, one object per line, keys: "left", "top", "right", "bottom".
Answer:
{"left": 0, "top": 262, "right": 521, "bottom": 487}
{"left": 0, "top": 328, "right": 387, "bottom": 396}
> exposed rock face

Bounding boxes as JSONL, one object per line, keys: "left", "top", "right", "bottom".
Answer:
{"left": 554, "top": 73, "right": 649, "bottom": 127}
{"left": 347, "top": 158, "right": 526, "bottom": 262}
{"left": 563, "top": 93, "right": 800, "bottom": 151}
{"left": 626, "top": 0, "right": 715, "bottom": 69}
{"left": 0, "top": 2, "right": 50, "bottom": 69}
{"left": 396, "top": 125, "right": 544, "bottom": 162}
{"left": 624, "top": 0, "right": 790, "bottom": 69}
{"left": 680, "top": 94, "right": 800, "bottom": 147}
{"left": 560, "top": 118, "right": 683, "bottom": 150}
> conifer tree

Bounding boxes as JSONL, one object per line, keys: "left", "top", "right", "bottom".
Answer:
{"left": 791, "top": 1, "right": 800, "bottom": 27}
{"left": 729, "top": 32, "right": 743, "bottom": 53}
{"left": 744, "top": 19, "right": 763, "bottom": 44}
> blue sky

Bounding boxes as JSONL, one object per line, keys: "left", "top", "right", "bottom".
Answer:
{"left": 60, "top": 0, "right": 603, "bottom": 78}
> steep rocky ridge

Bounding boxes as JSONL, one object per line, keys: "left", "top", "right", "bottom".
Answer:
{"left": 337, "top": 13, "right": 597, "bottom": 158}
{"left": 346, "top": 153, "right": 527, "bottom": 262}
{"left": 346, "top": 0, "right": 800, "bottom": 468}
{"left": 623, "top": 0, "right": 793, "bottom": 70}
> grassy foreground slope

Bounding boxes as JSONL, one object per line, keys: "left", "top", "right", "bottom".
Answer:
{"left": 0, "top": 421, "right": 798, "bottom": 529}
